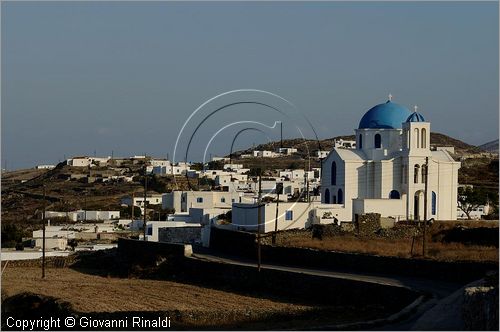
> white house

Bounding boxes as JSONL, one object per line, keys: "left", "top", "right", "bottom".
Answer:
{"left": 457, "top": 204, "right": 490, "bottom": 220}
{"left": 253, "top": 150, "right": 279, "bottom": 158}
{"left": 317, "top": 151, "right": 330, "bottom": 159}
{"left": 334, "top": 139, "right": 357, "bottom": 149}
{"left": 36, "top": 164, "right": 56, "bottom": 170}
{"left": 67, "top": 156, "right": 91, "bottom": 167}
{"left": 231, "top": 201, "right": 347, "bottom": 233}
{"left": 321, "top": 97, "right": 460, "bottom": 222}
{"left": 277, "top": 147, "right": 298, "bottom": 155}
{"left": 121, "top": 194, "right": 163, "bottom": 214}
{"left": 162, "top": 190, "right": 246, "bottom": 213}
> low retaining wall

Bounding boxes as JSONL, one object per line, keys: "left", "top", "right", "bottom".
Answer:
{"left": 117, "top": 238, "right": 191, "bottom": 265}
{"left": 171, "top": 256, "right": 418, "bottom": 310}
{"left": 209, "top": 228, "right": 497, "bottom": 283}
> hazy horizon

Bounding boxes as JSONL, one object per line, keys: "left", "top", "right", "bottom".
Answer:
{"left": 2, "top": 1, "right": 498, "bottom": 170}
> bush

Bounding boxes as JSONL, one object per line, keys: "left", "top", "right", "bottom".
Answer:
{"left": 1, "top": 224, "right": 24, "bottom": 248}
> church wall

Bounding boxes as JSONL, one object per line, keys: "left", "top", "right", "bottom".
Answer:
{"left": 352, "top": 198, "right": 405, "bottom": 220}
{"left": 435, "top": 161, "right": 459, "bottom": 220}
{"left": 379, "top": 159, "right": 403, "bottom": 199}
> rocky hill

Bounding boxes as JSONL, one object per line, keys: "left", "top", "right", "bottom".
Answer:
{"left": 232, "top": 132, "right": 484, "bottom": 159}
{"left": 478, "top": 139, "right": 499, "bottom": 153}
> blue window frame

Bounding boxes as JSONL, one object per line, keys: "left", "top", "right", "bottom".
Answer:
{"left": 337, "top": 189, "right": 343, "bottom": 204}
{"left": 197, "top": 197, "right": 203, "bottom": 203}
{"left": 432, "top": 192, "right": 437, "bottom": 215}
{"left": 285, "top": 210, "right": 293, "bottom": 221}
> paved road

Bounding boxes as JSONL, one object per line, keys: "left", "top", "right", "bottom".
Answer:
{"left": 190, "top": 249, "right": 464, "bottom": 330}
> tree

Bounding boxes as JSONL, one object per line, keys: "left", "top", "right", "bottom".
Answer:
{"left": 1, "top": 224, "right": 24, "bottom": 248}
{"left": 121, "top": 205, "right": 141, "bottom": 219}
{"left": 68, "top": 239, "right": 78, "bottom": 251}
{"left": 457, "top": 186, "right": 489, "bottom": 220}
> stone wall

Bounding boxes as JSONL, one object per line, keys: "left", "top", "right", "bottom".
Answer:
{"left": 208, "top": 228, "right": 498, "bottom": 283}
{"left": 462, "top": 283, "right": 499, "bottom": 330}
{"left": 356, "top": 213, "right": 381, "bottom": 236}
{"left": 158, "top": 227, "right": 201, "bottom": 244}
{"left": 117, "top": 238, "right": 191, "bottom": 265}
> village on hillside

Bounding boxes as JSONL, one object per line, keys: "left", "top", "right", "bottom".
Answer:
{"left": 2, "top": 1, "right": 498, "bottom": 330}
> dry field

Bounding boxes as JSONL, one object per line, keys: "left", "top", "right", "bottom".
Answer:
{"left": 283, "top": 236, "right": 498, "bottom": 262}
{"left": 2, "top": 266, "right": 381, "bottom": 329}
{"left": 1, "top": 267, "right": 310, "bottom": 314}
{"left": 278, "top": 221, "right": 499, "bottom": 262}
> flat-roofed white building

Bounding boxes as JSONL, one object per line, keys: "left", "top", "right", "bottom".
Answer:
{"left": 162, "top": 190, "right": 245, "bottom": 213}
{"left": 231, "top": 201, "right": 349, "bottom": 233}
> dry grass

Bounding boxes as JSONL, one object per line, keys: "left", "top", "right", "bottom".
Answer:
{"left": 1, "top": 266, "right": 389, "bottom": 329}
{"left": 283, "top": 236, "right": 498, "bottom": 262}
{"left": 280, "top": 221, "right": 499, "bottom": 263}
{"left": 1, "top": 267, "right": 310, "bottom": 314}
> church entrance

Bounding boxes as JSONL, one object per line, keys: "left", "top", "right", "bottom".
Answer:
{"left": 413, "top": 190, "right": 424, "bottom": 221}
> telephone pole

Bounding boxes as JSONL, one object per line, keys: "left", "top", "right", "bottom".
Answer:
{"left": 422, "top": 157, "right": 429, "bottom": 257}
{"left": 131, "top": 191, "right": 135, "bottom": 221}
{"left": 143, "top": 167, "right": 148, "bottom": 241}
{"left": 280, "top": 122, "right": 283, "bottom": 149}
{"left": 272, "top": 183, "right": 283, "bottom": 245}
{"left": 42, "top": 185, "right": 46, "bottom": 279}
{"left": 257, "top": 168, "right": 262, "bottom": 272}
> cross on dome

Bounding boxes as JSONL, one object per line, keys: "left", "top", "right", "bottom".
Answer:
{"left": 414, "top": 105, "right": 418, "bottom": 113}
{"left": 388, "top": 93, "right": 393, "bottom": 101}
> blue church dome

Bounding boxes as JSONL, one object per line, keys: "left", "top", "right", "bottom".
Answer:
{"left": 406, "top": 112, "right": 425, "bottom": 122}
{"left": 358, "top": 100, "right": 412, "bottom": 129}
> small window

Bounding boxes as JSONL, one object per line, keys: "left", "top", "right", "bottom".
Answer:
{"left": 196, "top": 197, "right": 203, "bottom": 203}
{"left": 221, "top": 197, "right": 226, "bottom": 203}
{"left": 421, "top": 164, "right": 427, "bottom": 184}
{"left": 374, "top": 134, "right": 381, "bottom": 149}
{"left": 285, "top": 210, "right": 293, "bottom": 221}
{"left": 231, "top": 199, "right": 235, "bottom": 203}
{"left": 331, "top": 161, "right": 337, "bottom": 185}
{"left": 359, "top": 135, "right": 363, "bottom": 149}
{"left": 147, "top": 227, "right": 152, "bottom": 236}
{"left": 414, "top": 165, "right": 420, "bottom": 184}
{"left": 337, "top": 189, "right": 343, "bottom": 204}
{"left": 389, "top": 190, "right": 400, "bottom": 199}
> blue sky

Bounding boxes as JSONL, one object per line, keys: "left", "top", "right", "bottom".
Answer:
{"left": 2, "top": 1, "right": 498, "bottom": 169}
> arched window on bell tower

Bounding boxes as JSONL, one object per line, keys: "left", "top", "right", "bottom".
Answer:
{"left": 414, "top": 128, "right": 420, "bottom": 148}
{"left": 414, "top": 164, "right": 420, "bottom": 183}
{"left": 421, "top": 128, "right": 427, "bottom": 148}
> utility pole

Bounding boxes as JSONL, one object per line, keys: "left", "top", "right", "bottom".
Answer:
{"left": 422, "top": 157, "right": 429, "bottom": 257}
{"left": 143, "top": 167, "right": 148, "bottom": 241}
{"left": 257, "top": 168, "right": 262, "bottom": 272}
{"left": 131, "top": 191, "right": 135, "bottom": 221}
{"left": 272, "top": 183, "right": 283, "bottom": 245}
{"left": 84, "top": 193, "right": 87, "bottom": 222}
{"left": 42, "top": 185, "right": 46, "bottom": 279}
{"left": 280, "top": 122, "right": 283, "bottom": 149}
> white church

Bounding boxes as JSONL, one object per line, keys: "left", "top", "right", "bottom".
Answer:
{"left": 321, "top": 96, "right": 460, "bottom": 222}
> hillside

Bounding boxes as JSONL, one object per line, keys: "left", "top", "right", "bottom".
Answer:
{"left": 479, "top": 139, "right": 499, "bottom": 153}
{"left": 232, "top": 132, "right": 483, "bottom": 160}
